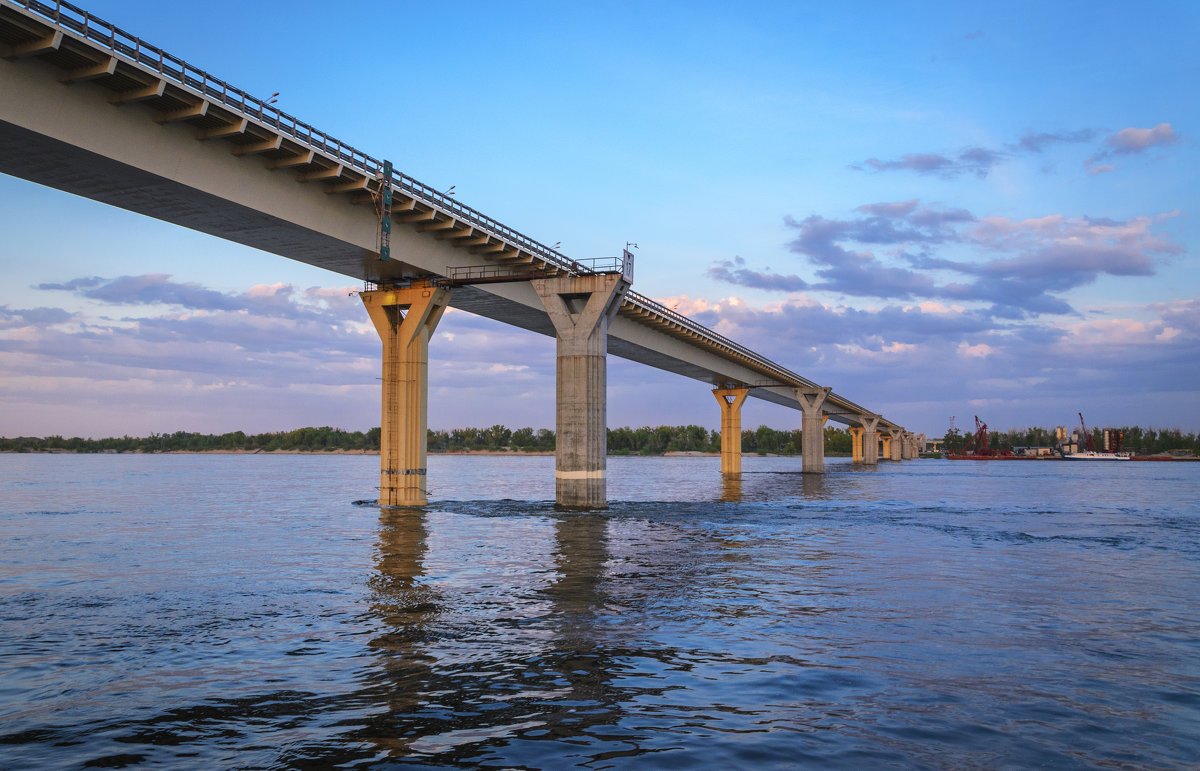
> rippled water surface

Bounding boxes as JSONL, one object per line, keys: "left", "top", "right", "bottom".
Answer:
{"left": 2, "top": 454, "right": 1198, "bottom": 768}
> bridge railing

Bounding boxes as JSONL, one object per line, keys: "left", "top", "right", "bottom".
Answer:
{"left": 623, "top": 293, "right": 823, "bottom": 390}
{"left": 5, "top": 0, "right": 875, "bottom": 416}
{"left": 11, "top": 0, "right": 378, "bottom": 172}
{"left": 8, "top": 0, "right": 588, "bottom": 277}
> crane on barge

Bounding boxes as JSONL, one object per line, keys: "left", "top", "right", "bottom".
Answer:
{"left": 946, "top": 416, "right": 1029, "bottom": 460}
{"left": 1064, "top": 413, "right": 1130, "bottom": 460}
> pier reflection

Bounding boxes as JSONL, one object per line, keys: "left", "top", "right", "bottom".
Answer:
{"left": 720, "top": 474, "right": 743, "bottom": 502}
{"left": 540, "top": 515, "right": 620, "bottom": 731}
{"left": 354, "top": 509, "right": 638, "bottom": 764}
{"left": 794, "top": 471, "right": 831, "bottom": 499}
{"left": 360, "top": 508, "right": 438, "bottom": 757}
{"left": 722, "top": 469, "right": 833, "bottom": 501}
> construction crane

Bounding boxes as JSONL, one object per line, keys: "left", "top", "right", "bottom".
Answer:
{"left": 964, "top": 416, "right": 993, "bottom": 456}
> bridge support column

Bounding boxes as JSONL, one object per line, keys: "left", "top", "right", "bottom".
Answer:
{"left": 795, "top": 387, "right": 831, "bottom": 474}
{"left": 901, "top": 432, "right": 914, "bottom": 460}
{"left": 534, "top": 274, "right": 629, "bottom": 509}
{"left": 880, "top": 433, "right": 893, "bottom": 460}
{"left": 862, "top": 415, "right": 881, "bottom": 465}
{"left": 889, "top": 429, "right": 903, "bottom": 461}
{"left": 361, "top": 282, "right": 451, "bottom": 507}
{"left": 713, "top": 387, "right": 750, "bottom": 475}
{"left": 849, "top": 426, "right": 864, "bottom": 463}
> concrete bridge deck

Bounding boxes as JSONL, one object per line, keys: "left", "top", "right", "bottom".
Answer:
{"left": 0, "top": 0, "right": 917, "bottom": 506}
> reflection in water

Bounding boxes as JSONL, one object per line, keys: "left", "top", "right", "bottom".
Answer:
{"left": 370, "top": 509, "right": 433, "bottom": 623}
{"left": 794, "top": 470, "right": 831, "bottom": 499}
{"left": 719, "top": 474, "right": 743, "bottom": 502}
{"left": 539, "top": 516, "right": 620, "bottom": 744}
{"left": 725, "top": 469, "right": 832, "bottom": 501}
{"left": 358, "top": 509, "right": 637, "bottom": 764}
{"left": 3, "top": 455, "right": 1197, "bottom": 768}
{"left": 361, "top": 508, "right": 437, "bottom": 758}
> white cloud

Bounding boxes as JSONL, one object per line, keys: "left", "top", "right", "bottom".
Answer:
{"left": 1107, "top": 123, "right": 1179, "bottom": 154}
{"left": 957, "top": 342, "right": 993, "bottom": 358}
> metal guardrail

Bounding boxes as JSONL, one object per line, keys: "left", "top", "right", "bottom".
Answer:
{"left": 437, "top": 264, "right": 546, "bottom": 286}
{"left": 2, "top": 0, "right": 877, "bottom": 417}
{"left": 4, "top": 0, "right": 589, "bottom": 278}
{"left": 575, "top": 256, "right": 625, "bottom": 274}
{"left": 624, "top": 294, "right": 821, "bottom": 388}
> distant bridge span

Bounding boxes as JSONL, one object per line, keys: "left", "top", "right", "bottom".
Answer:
{"left": 0, "top": 0, "right": 919, "bottom": 507}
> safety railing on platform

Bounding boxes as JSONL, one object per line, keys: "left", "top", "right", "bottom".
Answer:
{"left": 3, "top": 0, "right": 875, "bottom": 415}
{"left": 574, "top": 256, "right": 624, "bottom": 275}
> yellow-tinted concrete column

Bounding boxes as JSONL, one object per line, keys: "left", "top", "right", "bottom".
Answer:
{"left": 361, "top": 282, "right": 450, "bottom": 507}
{"left": 794, "top": 386, "right": 831, "bottom": 474}
{"left": 713, "top": 387, "right": 750, "bottom": 475}
{"left": 880, "top": 433, "right": 893, "bottom": 460}
{"left": 849, "top": 426, "right": 864, "bottom": 463}
{"left": 534, "top": 274, "right": 629, "bottom": 510}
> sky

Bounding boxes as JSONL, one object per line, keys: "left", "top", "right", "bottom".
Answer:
{"left": 1, "top": 0, "right": 1198, "bottom": 439}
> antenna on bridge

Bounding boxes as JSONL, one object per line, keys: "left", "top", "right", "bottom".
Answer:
{"left": 375, "top": 159, "right": 394, "bottom": 261}
{"left": 622, "top": 243, "right": 636, "bottom": 282}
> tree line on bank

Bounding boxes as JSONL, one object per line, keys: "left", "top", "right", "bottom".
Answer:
{"left": 1, "top": 424, "right": 854, "bottom": 455}
{"left": 0, "top": 426, "right": 381, "bottom": 454}
{"left": 4, "top": 424, "right": 1195, "bottom": 456}
{"left": 941, "top": 425, "right": 1200, "bottom": 455}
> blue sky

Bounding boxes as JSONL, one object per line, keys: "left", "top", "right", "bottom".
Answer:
{"left": 2, "top": 0, "right": 1197, "bottom": 438}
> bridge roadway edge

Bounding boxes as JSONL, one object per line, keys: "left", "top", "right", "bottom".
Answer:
{"left": 0, "top": 111, "right": 810, "bottom": 417}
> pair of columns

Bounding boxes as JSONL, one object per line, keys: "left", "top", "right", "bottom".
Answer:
{"left": 889, "top": 429, "right": 916, "bottom": 460}
{"left": 847, "top": 422, "right": 913, "bottom": 463}
{"left": 713, "top": 396, "right": 914, "bottom": 474}
{"left": 360, "top": 279, "right": 911, "bottom": 509}
{"left": 362, "top": 274, "right": 627, "bottom": 510}
{"left": 848, "top": 416, "right": 879, "bottom": 464}
{"left": 712, "top": 386, "right": 831, "bottom": 475}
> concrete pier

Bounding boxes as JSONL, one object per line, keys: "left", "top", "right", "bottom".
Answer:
{"left": 713, "top": 387, "right": 751, "bottom": 475}
{"left": 880, "top": 433, "right": 893, "bottom": 461}
{"left": 849, "top": 426, "right": 865, "bottom": 463}
{"left": 361, "top": 283, "right": 451, "bottom": 507}
{"left": 795, "top": 387, "right": 831, "bottom": 474}
{"left": 534, "top": 274, "right": 629, "bottom": 509}
{"left": 861, "top": 415, "right": 881, "bottom": 465}
{"left": 888, "top": 428, "right": 903, "bottom": 461}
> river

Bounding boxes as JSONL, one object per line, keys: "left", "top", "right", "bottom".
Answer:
{"left": 2, "top": 453, "right": 1197, "bottom": 768}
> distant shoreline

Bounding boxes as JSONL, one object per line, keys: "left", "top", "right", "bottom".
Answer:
{"left": 8, "top": 446, "right": 1193, "bottom": 459}
{"left": 1, "top": 449, "right": 865, "bottom": 458}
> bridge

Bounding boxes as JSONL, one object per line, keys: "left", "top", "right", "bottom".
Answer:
{"left": 0, "top": 0, "right": 921, "bottom": 508}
